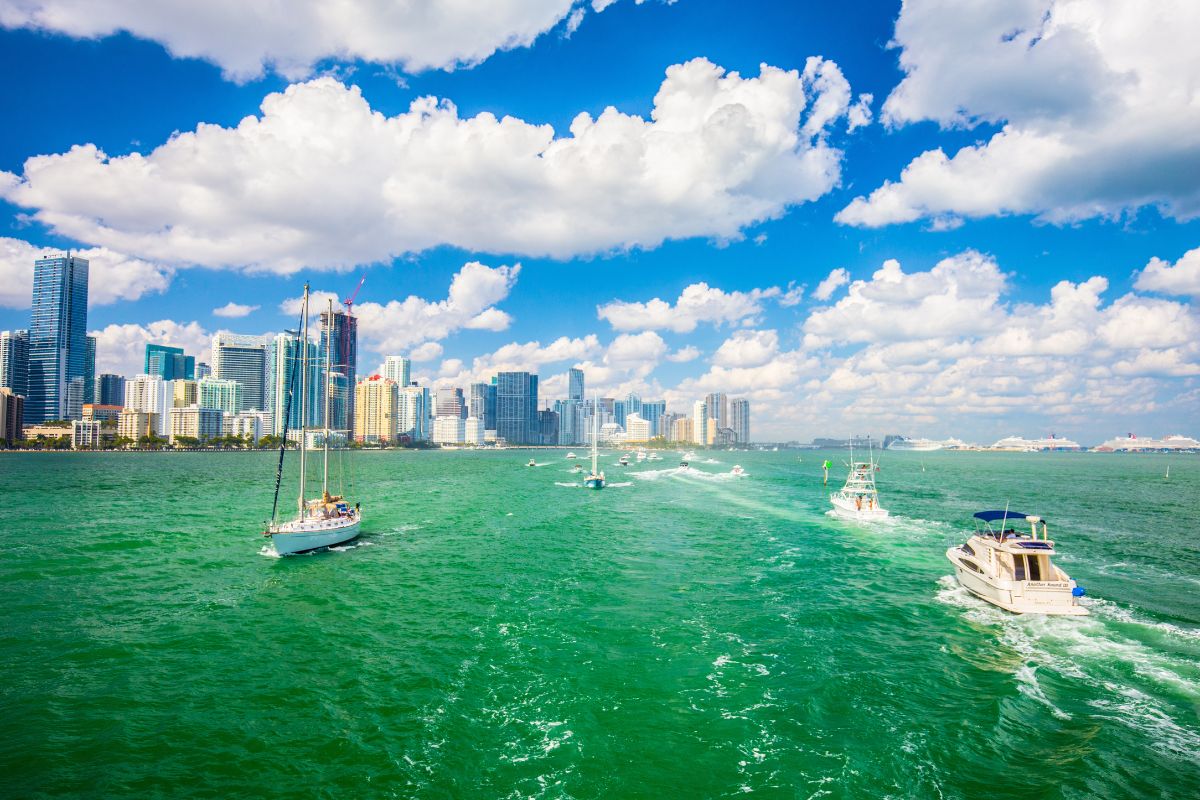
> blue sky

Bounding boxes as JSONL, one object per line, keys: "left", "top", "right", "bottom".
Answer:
{"left": 1, "top": 0, "right": 1198, "bottom": 442}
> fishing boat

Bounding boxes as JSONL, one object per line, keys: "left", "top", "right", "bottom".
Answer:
{"left": 946, "top": 509, "right": 1088, "bottom": 615}
{"left": 527, "top": 458, "right": 537, "bottom": 467}
{"left": 265, "top": 287, "right": 362, "bottom": 556}
{"left": 584, "top": 394, "right": 605, "bottom": 490}
{"left": 730, "top": 465, "right": 745, "bottom": 476}
{"left": 829, "top": 437, "right": 888, "bottom": 520}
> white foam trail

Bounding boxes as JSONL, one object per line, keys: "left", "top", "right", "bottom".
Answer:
{"left": 554, "top": 482, "right": 582, "bottom": 488}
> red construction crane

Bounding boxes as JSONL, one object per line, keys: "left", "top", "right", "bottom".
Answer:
{"left": 342, "top": 274, "right": 366, "bottom": 315}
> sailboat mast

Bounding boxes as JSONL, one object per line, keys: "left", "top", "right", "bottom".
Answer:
{"left": 591, "top": 392, "right": 599, "bottom": 474}
{"left": 323, "top": 298, "right": 333, "bottom": 497}
{"left": 298, "top": 284, "right": 309, "bottom": 517}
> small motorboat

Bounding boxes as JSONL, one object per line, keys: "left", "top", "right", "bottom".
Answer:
{"left": 527, "top": 459, "right": 537, "bottom": 467}
{"left": 730, "top": 465, "right": 745, "bottom": 476}
{"left": 618, "top": 454, "right": 630, "bottom": 466}
{"left": 647, "top": 452, "right": 662, "bottom": 461}
{"left": 679, "top": 460, "right": 689, "bottom": 468}
{"left": 571, "top": 463, "right": 583, "bottom": 473}
{"left": 566, "top": 452, "right": 578, "bottom": 459}
{"left": 946, "top": 509, "right": 1088, "bottom": 615}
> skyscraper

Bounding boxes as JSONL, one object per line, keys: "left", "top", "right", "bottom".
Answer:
{"left": 145, "top": 343, "right": 196, "bottom": 381}
{"left": 123, "top": 374, "right": 173, "bottom": 436}
{"left": 383, "top": 355, "right": 411, "bottom": 387}
{"left": 640, "top": 400, "right": 666, "bottom": 437}
{"left": 704, "top": 392, "right": 729, "bottom": 429}
{"left": 27, "top": 253, "right": 89, "bottom": 423}
{"left": 267, "top": 331, "right": 320, "bottom": 435}
{"left": 211, "top": 334, "right": 267, "bottom": 412}
{"left": 568, "top": 367, "right": 584, "bottom": 402}
{"left": 625, "top": 391, "right": 642, "bottom": 416}
{"left": 730, "top": 398, "right": 750, "bottom": 444}
{"left": 319, "top": 308, "right": 357, "bottom": 434}
{"left": 398, "top": 385, "right": 429, "bottom": 441}
{"left": 495, "top": 371, "right": 538, "bottom": 444}
{"left": 692, "top": 400, "right": 707, "bottom": 445}
{"left": 613, "top": 400, "right": 627, "bottom": 429}
{"left": 469, "top": 382, "right": 496, "bottom": 429}
{"left": 198, "top": 377, "right": 243, "bottom": 415}
{"left": 354, "top": 376, "right": 399, "bottom": 444}
{"left": 95, "top": 373, "right": 125, "bottom": 406}
{"left": 0, "top": 329, "right": 29, "bottom": 398}
{"left": 436, "top": 387, "right": 466, "bottom": 419}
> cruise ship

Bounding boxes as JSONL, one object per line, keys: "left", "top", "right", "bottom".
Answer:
{"left": 1093, "top": 434, "right": 1200, "bottom": 452}
{"left": 989, "top": 435, "right": 1081, "bottom": 452}
{"left": 887, "top": 436, "right": 972, "bottom": 451}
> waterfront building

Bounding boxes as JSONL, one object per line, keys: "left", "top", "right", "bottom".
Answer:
{"left": 318, "top": 308, "right": 357, "bottom": 434}
{"left": 0, "top": 388, "right": 24, "bottom": 445}
{"left": 554, "top": 399, "right": 583, "bottom": 446}
{"left": 123, "top": 374, "right": 174, "bottom": 436}
{"left": 469, "top": 382, "right": 497, "bottom": 429}
{"left": 117, "top": 409, "right": 155, "bottom": 441}
{"left": 672, "top": 416, "right": 693, "bottom": 443}
{"left": 433, "top": 414, "right": 465, "bottom": 445}
{"left": 228, "top": 410, "right": 268, "bottom": 441}
{"left": 72, "top": 419, "right": 101, "bottom": 449}
{"left": 82, "top": 403, "right": 122, "bottom": 424}
{"left": 692, "top": 401, "right": 707, "bottom": 445}
{"left": 95, "top": 373, "right": 125, "bottom": 406}
{"left": 173, "top": 379, "right": 197, "bottom": 408}
{"left": 383, "top": 356, "right": 411, "bottom": 388}
{"left": 354, "top": 376, "right": 399, "bottom": 444}
{"left": 625, "top": 413, "right": 651, "bottom": 442}
{"left": 145, "top": 343, "right": 195, "bottom": 381}
{"left": 436, "top": 387, "right": 466, "bottom": 419}
{"left": 568, "top": 367, "right": 584, "bottom": 402}
{"left": 211, "top": 334, "right": 267, "bottom": 412}
{"left": 0, "top": 329, "right": 30, "bottom": 398}
{"left": 267, "top": 331, "right": 320, "bottom": 435}
{"left": 198, "top": 377, "right": 243, "bottom": 416}
{"left": 599, "top": 422, "right": 625, "bottom": 444}
{"left": 495, "top": 371, "right": 538, "bottom": 445}
{"left": 464, "top": 416, "right": 483, "bottom": 445}
{"left": 706, "top": 417, "right": 718, "bottom": 445}
{"left": 26, "top": 254, "right": 89, "bottom": 423}
{"left": 705, "top": 392, "right": 729, "bottom": 430}
{"left": 84, "top": 335, "right": 96, "bottom": 405}
{"left": 730, "top": 398, "right": 750, "bottom": 444}
{"left": 169, "top": 405, "right": 223, "bottom": 444}
{"left": 398, "top": 385, "right": 430, "bottom": 441}
{"left": 538, "top": 408, "right": 559, "bottom": 445}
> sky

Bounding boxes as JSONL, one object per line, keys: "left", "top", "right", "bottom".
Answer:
{"left": 1, "top": 0, "right": 1198, "bottom": 444}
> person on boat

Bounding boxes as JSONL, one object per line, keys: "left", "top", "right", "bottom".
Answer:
{"left": 855, "top": 496, "right": 863, "bottom": 511}
{"left": 868, "top": 497, "right": 874, "bottom": 510}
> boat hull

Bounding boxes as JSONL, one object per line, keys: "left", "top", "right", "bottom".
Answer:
{"left": 269, "top": 516, "right": 362, "bottom": 555}
{"left": 945, "top": 548, "right": 1087, "bottom": 615}
{"left": 830, "top": 495, "right": 889, "bottom": 520}
{"left": 584, "top": 477, "right": 604, "bottom": 490}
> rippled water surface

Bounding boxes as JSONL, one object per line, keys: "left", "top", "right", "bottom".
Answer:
{"left": 1, "top": 449, "right": 1197, "bottom": 798}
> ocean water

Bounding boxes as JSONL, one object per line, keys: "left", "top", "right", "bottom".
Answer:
{"left": 1, "top": 449, "right": 1197, "bottom": 798}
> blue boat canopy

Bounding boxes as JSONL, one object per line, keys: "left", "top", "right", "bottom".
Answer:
{"left": 974, "top": 510, "right": 1038, "bottom": 522}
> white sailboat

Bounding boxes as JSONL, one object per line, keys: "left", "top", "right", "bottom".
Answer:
{"left": 584, "top": 393, "right": 605, "bottom": 490}
{"left": 265, "top": 287, "right": 362, "bottom": 555}
{"left": 829, "top": 436, "right": 889, "bottom": 520}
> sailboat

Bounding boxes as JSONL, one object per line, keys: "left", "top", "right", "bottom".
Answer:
{"left": 584, "top": 393, "right": 605, "bottom": 490}
{"left": 265, "top": 287, "right": 362, "bottom": 555}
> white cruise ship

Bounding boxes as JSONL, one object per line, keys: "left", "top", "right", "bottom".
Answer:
{"left": 1093, "top": 434, "right": 1200, "bottom": 452}
{"left": 989, "top": 435, "right": 1081, "bottom": 452}
{"left": 887, "top": 437, "right": 944, "bottom": 451}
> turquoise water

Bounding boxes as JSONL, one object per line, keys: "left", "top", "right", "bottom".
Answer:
{"left": 1, "top": 450, "right": 1198, "bottom": 798}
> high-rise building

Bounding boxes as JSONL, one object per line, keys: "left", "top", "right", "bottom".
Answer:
{"left": 95, "top": 373, "right": 125, "bottom": 406}
{"left": 730, "top": 398, "right": 750, "bottom": 444}
{"left": 554, "top": 399, "right": 583, "bottom": 445}
{"left": 26, "top": 253, "right": 89, "bottom": 423}
{"left": 72, "top": 419, "right": 102, "bottom": 449}
{"left": 671, "top": 416, "right": 693, "bottom": 443}
{"left": 229, "top": 410, "right": 270, "bottom": 441}
{"left": 383, "top": 356, "right": 411, "bottom": 388}
{"left": 0, "top": 329, "right": 29, "bottom": 398}
{"left": 145, "top": 343, "right": 196, "bottom": 381}
{"left": 267, "top": 331, "right": 320, "bottom": 436}
{"left": 354, "top": 376, "right": 399, "bottom": 443}
{"left": 0, "top": 388, "right": 24, "bottom": 446}
{"left": 433, "top": 415, "right": 465, "bottom": 444}
{"left": 398, "top": 385, "right": 429, "bottom": 441}
{"left": 469, "top": 382, "right": 497, "bottom": 429}
{"left": 198, "top": 377, "right": 243, "bottom": 416}
{"left": 692, "top": 400, "right": 707, "bottom": 445}
{"left": 495, "top": 371, "right": 538, "bottom": 444}
{"left": 195, "top": 362, "right": 211, "bottom": 380}
{"left": 625, "top": 392, "right": 642, "bottom": 417}
{"left": 173, "top": 379, "right": 198, "bottom": 408}
{"left": 123, "top": 374, "right": 174, "bottom": 437}
{"left": 568, "top": 368, "right": 584, "bottom": 402}
{"left": 640, "top": 400, "right": 666, "bottom": 438}
{"left": 83, "top": 335, "right": 96, "bottom": 405}
{"left": 436, "top": 387, "right": 466, "bottom": 419}
{"left": 704, "top": 392, "right": 729, "bottom": 429}
{"left": 169, "top": 405, "right": 223, "bottom": 444}
{"left": 211, "top": 334, "right": 267, "bottom": 412}
{"left": 613, "top": 400, "right": 627, "bottom": 429}
{"left": 319, "top": 308, "right": 357, "bottom": 434}
{"left": 117, "top": 409, "right": 155, "bottom": 442}
{"left": 538, "top": 408, "right": 559, "bottom": 445}
{"left": 464, "top": 416, "right": 484, "bottom": 445}
{"left": 625, "top": 413, "right": 651, "bottom": 442}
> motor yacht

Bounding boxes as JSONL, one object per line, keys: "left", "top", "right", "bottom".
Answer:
{"left": 527, "top": 458, "right": 537, "bottom": 467}
{"left": 829, "top": 438, "right": 888, "bottom": 520}
{"left": 946, "top": 510, "right": 1088, "bottom": 615}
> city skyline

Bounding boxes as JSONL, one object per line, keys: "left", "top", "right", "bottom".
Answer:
{"left": 0, "top": 1, "right": 1198, "bottom": 441}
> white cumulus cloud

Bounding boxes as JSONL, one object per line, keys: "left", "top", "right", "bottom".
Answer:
{"left": 837, "top": 0, "right": 1200, "bottom": 228}
{"left": 212, "top": 301, "right": 259, "bottom": 318}
{"left": 0, "top": 236, "right": 172, "bottom": 309}
{"left": 597, "top": 282, "right": 782, "bottom": 333}
{"left": 90, "top": 319, "right": 212, "bottom": 378}
{"left": 0, "top": 57, "right": 863, "bottom": 271}
{"left": 1134, "top": 247, "right": 1200, "bottom": 298}
{"left": 811, "top": 267, "right": 849, "bottom": 301}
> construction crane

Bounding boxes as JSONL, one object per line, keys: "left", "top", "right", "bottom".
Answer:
{"left": 342, "top": 274, "right": 366, "bottom": 316}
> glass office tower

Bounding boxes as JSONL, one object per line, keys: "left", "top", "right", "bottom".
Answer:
{"left": 27, "top": 254, "right": 89, "bottom": 423}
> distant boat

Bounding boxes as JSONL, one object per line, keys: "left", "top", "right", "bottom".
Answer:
{"left": 584, "top": 392, "right": 605, "bottom": 490}
{"left": 566, "top": 451, "right": 577, "bottom": 459}
{"left": 265, "top": 287, "right": 361, "bottom": 556}
{"left": 829, "top": 436, "right": 888, "bottom": 521}
{"left": 527, "top": 458, "right": 537, "bottom": 467}
{"left": 679, "top": 460, "right": 689, "bottom": 468}
{"left": 730, "top": 465, "right": 745, "bottom": 476}
{"left": 946, "top": 509, "right": 1088, "bottom": 615}
{"left": 571, "top": 463, "right": 583, "bottom": 473}
{"left": 618, "top": 454, "right": 630, "bottom": 467}
{"left": 647, "top": 452, "right": 662, "bottom": 461}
